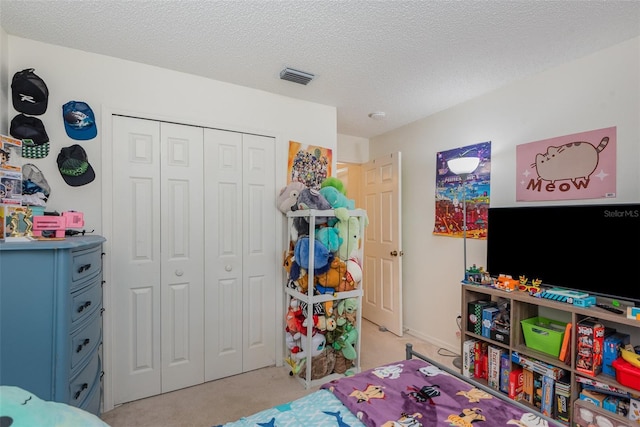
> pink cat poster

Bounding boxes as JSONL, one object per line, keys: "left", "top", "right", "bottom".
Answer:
{"left": 516, "top": 127, "right": 616, "bottom": 202}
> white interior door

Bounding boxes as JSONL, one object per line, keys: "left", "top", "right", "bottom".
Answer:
{"left": 361, "top": 152, "right": 403, "bottom": 336}
{"left": 112, "top": 117, "right": 204, "bottom": 404}
{"left": 204, "top": 129, "right": 276, "bottom": 381}
{"left": 159, "top": 122, "right": 204, "bottom": 393}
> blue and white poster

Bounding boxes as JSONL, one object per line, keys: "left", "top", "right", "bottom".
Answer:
{"left": 433, "top": 142, "right": 491, "bottom": 239}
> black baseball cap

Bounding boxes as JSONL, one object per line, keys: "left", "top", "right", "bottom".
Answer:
{"left": 11, "top": 68, "right": 49, "bottom": 115}
{"left": 57, "top": 144, "right": 95, "bottom": 187}
{"left": 10, "top": 114, "right": 50, "bottom": 159}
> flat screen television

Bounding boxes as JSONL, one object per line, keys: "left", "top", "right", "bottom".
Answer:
{"left": 486, "top": 203, "right": 640, "bottom": 304}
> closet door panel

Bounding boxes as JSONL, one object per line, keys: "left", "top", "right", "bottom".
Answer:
{"left": 204, "top": 129, "right": 243, "bottom": 381}
{"left": 242, "top": 134, "right": 277, "bottom": 371}
{"left": 160, "top": 123, "right": 205, "bottom": 392}
{"left": 112, "top": 116, "right": 162, "bottom": 405}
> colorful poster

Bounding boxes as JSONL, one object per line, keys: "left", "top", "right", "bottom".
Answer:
{"left": 516, "top": 127, "right": 616, "bottom": 202}
{"left": 433, "top": 142, "right": 491, "bottom": 239}
{"left": 287, "top": 141, "right": 332, "bottom": 190}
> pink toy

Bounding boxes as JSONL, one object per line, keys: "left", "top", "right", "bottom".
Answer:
{"left": 32, "top": 211, "right": 85, "bottom": 237}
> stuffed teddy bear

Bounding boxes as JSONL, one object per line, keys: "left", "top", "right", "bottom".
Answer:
{"left": 335, "top": 297, "right": 358, "bottom": 327}
{"left": 293, "top": 332, "right": 326, "bottom": 361}
{"left": 333, "top": 207, "right": 366, "bottom": 261}
{"left": 336, "top": 258, "right": 362, "bottom": 292}
{"left": 276, "top": 181, "right": 306, "bottom": 214}
{"left": 315, "top": 256, "right": 348, "bottom": 291}
{"left": 332, "top": 323, "right": 358, "bottom": 360}
{"left": 319, "top": 185, "right": 355, "bottom": 210}
{"left": 285, "top": 299, "right": 304, "bottom": 339}
{"left": 320, "top": 177, "right": 347, "bottom": 195}
{"left": 315, "top": 226, "right": 342, "bottom": 253}
{"left": 291, "top": 188, "right": 333, "bottom": 239}
{"left": 296, "top": 347, "right": 337, "bottom": 380}
{"left": 294, "top": 237, "right": 331, "bottom": 273}
{"left": 283, "top": 249, "right": 310, "bottom": 292}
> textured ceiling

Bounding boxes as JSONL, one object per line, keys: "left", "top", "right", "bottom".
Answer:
{"left": 1, "top": 0, "right": 639, "bottom": 139}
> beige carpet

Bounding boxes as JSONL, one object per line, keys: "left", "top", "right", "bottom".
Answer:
{"left": 101, "top": 319, "right": 458, "bottom": 427}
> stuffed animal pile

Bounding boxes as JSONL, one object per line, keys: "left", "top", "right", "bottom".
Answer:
{"left": 277, "top": 178, "right": 367, "bottom": 379}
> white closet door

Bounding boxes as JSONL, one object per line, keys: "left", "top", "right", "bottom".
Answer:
{"left": 242, "top": 133, "right": 276, "bottom": 371}
{"left": 159, "top": 122, "right": 205, "bottom": 392}
{"left": 112, "top": 116, "right": 162, "bottom": 404}
{"left": 112, "top": 117, "right": 204, "bottom": 404}
{"left": 204, "top": 129, "right": 276, "bottom": 381}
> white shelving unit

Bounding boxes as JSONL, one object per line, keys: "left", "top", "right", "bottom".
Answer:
{"left": 285, "top": 208, "right": 366, "bottom": 389}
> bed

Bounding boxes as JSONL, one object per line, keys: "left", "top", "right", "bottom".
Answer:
{"left": 216, "top": 343, "right": 564, "bottom": 427}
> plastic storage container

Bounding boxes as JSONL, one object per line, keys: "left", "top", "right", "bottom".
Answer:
{"left": 612, "top": 357, "right": 640, "bottom": 391}
{"left": 520, "top": 316, "right": 567, "bottom": 357}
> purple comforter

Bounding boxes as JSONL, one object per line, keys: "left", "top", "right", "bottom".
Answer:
{"left": 321, "top": 358, "right": 551, "bottom": 426}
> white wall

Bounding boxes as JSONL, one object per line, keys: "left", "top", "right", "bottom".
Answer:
{"left": 369, "top": 36, "right": 640, "bottom": 353}
{"left": 5, "top": 36, "right": 337, "bottom": 235}
{"left": 337, "top": 133, "right": 369, "bottom": 164}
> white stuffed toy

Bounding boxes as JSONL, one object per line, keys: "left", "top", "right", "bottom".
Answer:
{"left": 294, "top": 333, "right": 327, "bottom": 361}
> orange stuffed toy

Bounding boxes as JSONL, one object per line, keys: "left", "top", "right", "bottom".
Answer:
{"left": 315, "top": 256, "right": 347, "bottom": 291}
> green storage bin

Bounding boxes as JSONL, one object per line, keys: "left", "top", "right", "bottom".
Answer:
{"left": 520, "top": 316, "right": 567, "bottom": 357}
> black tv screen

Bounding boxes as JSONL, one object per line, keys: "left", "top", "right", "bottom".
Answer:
{"left": 486, "top": 203, "right": 640, "bottom": 304}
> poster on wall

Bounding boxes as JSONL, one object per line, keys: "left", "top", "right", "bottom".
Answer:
{"left": 433, "top": 141, "right": 491, "bottom": 240}
{"left": 287, "top": 141, "right": 332, "bottom": 190}
{"left": 516, "top": 127, "right": 616, "bottom": 202}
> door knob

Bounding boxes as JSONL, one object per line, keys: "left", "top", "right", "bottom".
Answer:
{"left": 225, "top": 265, "right": 232, "bottom": 272}
{"left": 175, "top": 270, "right": 184, "bottom": 276}
{"left": 390, "top": 250, "right": 404, "bottom": 257}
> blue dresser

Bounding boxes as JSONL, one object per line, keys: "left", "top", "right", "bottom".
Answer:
{"left": 0, "top": 235, "right": 106, "bottom": 416}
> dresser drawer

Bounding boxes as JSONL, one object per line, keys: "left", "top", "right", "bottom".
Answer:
{"left": 71, "top": 244, "right": 102, "bottom": 287}
{"left": 80, "top": 374, "right": 102, "bottom": 416}
{"left": 71, "top": 311, "right": 101, "bottom": 371}
{"left": 71, "top": 277, "right": 102, "bottom": 327}
{"left": 68, "top": 351, "right": 100, "bottom": 408}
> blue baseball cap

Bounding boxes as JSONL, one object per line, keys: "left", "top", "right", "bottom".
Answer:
{"left": 62, "top": 101, "right": 97, "bottom": 140}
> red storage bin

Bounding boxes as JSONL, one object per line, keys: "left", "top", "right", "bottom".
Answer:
{"left": 612, "top": 357, "right": 640, "bottom": 391}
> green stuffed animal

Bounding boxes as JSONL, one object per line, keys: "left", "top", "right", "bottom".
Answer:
{"left": 332, "top": 323, "right": 358, "bottom": 360}
{"left": 319, "top": 186, "right": 355, "bottom": 210}
{"left": 334, "top": 207, "right": 365, "bottom": 261}
{"left": 320, "top": 177, "right": 347, "bottom": 195}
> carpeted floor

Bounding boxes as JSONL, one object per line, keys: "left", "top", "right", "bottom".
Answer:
{"left": 101, "top": 319, "right": 458, "bottom": 427}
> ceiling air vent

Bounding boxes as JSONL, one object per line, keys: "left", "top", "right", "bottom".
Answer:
{"left": 280, "top": 67, "right": 315, "bottom": 85}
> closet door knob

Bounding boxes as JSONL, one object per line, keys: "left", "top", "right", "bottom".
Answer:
{"left": 225, "top": 265, "right": 232, "bottom": 272}
{"left": 175, "top": 270, "right": 183, "bottom": 276}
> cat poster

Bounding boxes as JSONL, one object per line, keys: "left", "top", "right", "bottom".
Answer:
{"left": 433, "top": 141, "right": 491, "bottom": 239}
{"left": 516, "top": 127, "right": 616, "bottom": 202}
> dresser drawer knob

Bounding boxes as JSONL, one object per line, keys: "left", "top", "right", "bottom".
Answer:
{"left": 77, "top": 263, "right": 92, "bottom": 273}
{"left": 77, "top": 301, "right": 92, "bottom": 313}
{"left": 76, "top": 338, "right": 90, "bottom": 353}
{"left": 74, "top": 383, "right": 88, "bottom": 400}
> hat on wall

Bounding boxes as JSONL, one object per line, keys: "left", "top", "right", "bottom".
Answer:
{"left": 57, "top": 144, "right": 95, "bottom": 186}
{"left": 22, "top": 163, "right": 51, "bottom": 200}
{"left": 62, "top": 101, "right": 97, "bottom": 140}
{"left": 11, "top": 68, "right": 49, "bottom": 115}
{"left": 10, "top": 114, "right": 50, "bottom": 159}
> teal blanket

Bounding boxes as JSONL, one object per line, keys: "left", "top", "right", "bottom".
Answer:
{"left": 215, "top": 389, "right": 365, "bottom": 427}
{"left": 0, "top": 386, "right": 109, "bottom": 427}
